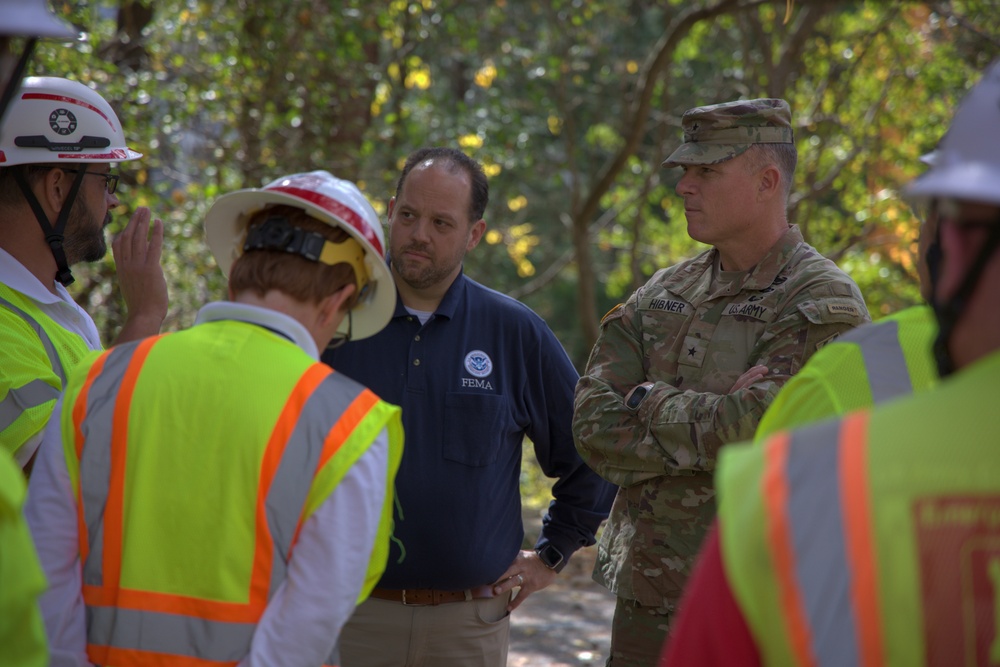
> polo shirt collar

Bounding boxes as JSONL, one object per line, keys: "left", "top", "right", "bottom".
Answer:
{"left": 391, "top": 267, "right": 468, "bottom": 321}
{"left": 195, "top": 301, "right": 320, "bottom": 359}
{"left": 0, "top": 247, "right": 72, "bottom": 305}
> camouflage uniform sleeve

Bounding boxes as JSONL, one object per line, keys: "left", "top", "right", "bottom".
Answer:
{"left": 574, "top": 300, "right": 685, "bottom": 488}
{"left": 574, "top": 287, "right": 868, "bottom": 487}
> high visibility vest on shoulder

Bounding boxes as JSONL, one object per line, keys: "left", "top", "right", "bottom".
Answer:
{"left": 719, "top": 349, "right": 1000, "bottom": 666}
{"left": 0, "top": 450, "right": 48, "bottom": 667}
{"left": 0, "top": 283, "right": 94, "bottom": 461}
{"left": 60, "top": 320, "right": 403, "bottom": 667}
{"left": 755, "top": 305, "right": 938, "bottom": 442}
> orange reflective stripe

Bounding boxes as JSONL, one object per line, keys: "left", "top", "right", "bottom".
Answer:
{"left": 72, "top": 352, "right": 111, "bottom": 565}
{"left": 763, "top": 432, "right": 818, "bottom": 667}
{"left": 83, "top": 355, "right": 334, "bottom": 622}
{"left": 318, "top": 389, "right": 379, "bottom": 470}
{"left": 73, "top": 353, "right": 109, "bottom": 461}
{"left": 82, "top": 584, "right": 262, "bottom": 623}
{"left": 251, "top": 362, "right": 332, "bottom": 606}
{"left": 288, "top": 387, "right": 380, "bottom": 548}
{"left": 839, "top": 411, "right": 885, "bottom": 667}
{"left": 92, "top": 644, "right": 237, "bottom": 667}
{"left": 70, "top": 336, "right": 368, "bottom": 663}
{"left": 104, "top": 336, "right": 161, "bottom": 592}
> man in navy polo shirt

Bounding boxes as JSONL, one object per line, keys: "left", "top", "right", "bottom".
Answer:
{"left": 323, "top": 146, "right": 614, "bottom": 667}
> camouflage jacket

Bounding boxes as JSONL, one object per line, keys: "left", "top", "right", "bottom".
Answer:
{"left": 572, "top": 225, "right": 869, "bottom": 606}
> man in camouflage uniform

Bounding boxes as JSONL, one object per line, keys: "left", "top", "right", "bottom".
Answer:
{"left": 572, "top": 98, "right": 870, "bottom": 666}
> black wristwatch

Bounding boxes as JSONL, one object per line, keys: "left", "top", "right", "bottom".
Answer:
{"left": 535, "top": 543, "right": 565, "bottom": 570}
{"left": 624, "top": 382, "right": 654, "bottom": 411}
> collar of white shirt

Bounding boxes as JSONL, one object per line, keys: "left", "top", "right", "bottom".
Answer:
{"left": 195, "top": 301, "right": 320, "bottom": 360}
{"left": 0, "top": 246, "right": 74, "bottom": 306}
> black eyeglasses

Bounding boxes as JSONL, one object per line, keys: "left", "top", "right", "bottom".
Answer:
{"left": 62, "top": 169, "right": 120, "bottom": 195}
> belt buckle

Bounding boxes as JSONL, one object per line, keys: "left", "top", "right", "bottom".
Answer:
{"left": 401, "top": 589, "right": 427, "bottom": 606}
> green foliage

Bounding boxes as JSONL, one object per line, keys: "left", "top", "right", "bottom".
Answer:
{"left": 18, "top": 0, "right": 996, "bottom": 519}
{"left": 520, "top": 438, "right": 555, "bottom": 517}
{"left": 23, "top": 0, "right": 1000, "bottom": 355}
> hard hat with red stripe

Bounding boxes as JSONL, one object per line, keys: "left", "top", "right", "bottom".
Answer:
{"left": 204, "top": 170, "right": 396, "bottom": 341}
{"left": 0, "top": 76, "right": 142, "bottom": 166}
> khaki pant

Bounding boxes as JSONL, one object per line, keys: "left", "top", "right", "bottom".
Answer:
{"left": 606, "top": 596, "right": 674, "bottom": 667}
{"left": 341, "top": 593, "right": 512, "bottom": 667}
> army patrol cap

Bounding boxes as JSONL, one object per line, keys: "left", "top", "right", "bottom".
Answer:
{"left": 662, "top": 98, "right": 794, "bottom": 168}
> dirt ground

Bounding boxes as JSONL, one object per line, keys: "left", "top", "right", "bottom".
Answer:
{"left": 508, "top": 545, "right": 615, "bottom": 667}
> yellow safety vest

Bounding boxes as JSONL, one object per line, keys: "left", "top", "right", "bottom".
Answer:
{"left": 0, "top": 449, "right": 48, "bottom": 666}
{"left": 61, "top": 319, "right": 403, "bottom": 667}
{"left": 719, "top": 348, "right": 1000, "bottom": 666}
{"left": 756, "top": 305, "right": 937, "bottom": 442}
{"left": 0, "top": 282, "right": 94, "bottom": 462}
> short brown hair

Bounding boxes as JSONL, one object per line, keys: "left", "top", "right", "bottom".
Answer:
{"left": 228, "top": 204, "right": 360, "bottom": 307}
{"left": 742, "top": 143, "right": 798, "bottom": 202}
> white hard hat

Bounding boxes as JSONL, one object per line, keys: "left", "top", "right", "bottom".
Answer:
{"left": 204, "top": 170, "right": 396, "bottom": 341}
{"left": 0, "top": 76, "right": 142, "bottom": 165}
{"left": 0, "top": 0, "right": 77, "bottom": 39}
{"left": 906, "top": 60, "right": 1000, "bottom": 208}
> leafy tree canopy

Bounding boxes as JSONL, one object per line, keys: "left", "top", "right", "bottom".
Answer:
{"left": 27, "top": 0, "right": 999, "bottom": 365}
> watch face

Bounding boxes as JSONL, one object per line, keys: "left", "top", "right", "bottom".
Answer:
{"left": 538, "top": 544, "right": 563, "bottom": 569}
{"left": 626, "top": 386, "right": 648, "bottom": 410}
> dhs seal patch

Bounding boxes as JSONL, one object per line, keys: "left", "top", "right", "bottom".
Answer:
{"left": 49, "top": 109, "right": 77, "bottom": 135}
{"left": 464, "top": 350, "right": 493, "bottom": 378}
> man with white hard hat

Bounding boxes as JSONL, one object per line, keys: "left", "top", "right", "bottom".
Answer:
{"left": 0, "top": 76, "right": 168, "bottom": 472}
{"left": 662, "top": 59, "right": 1000, "bottom": 667}
{"left": 26, "top": 170, "right": 404, "bottom": 666}
{"left": 0, "top": 5, "right": 83, "bottom": 667}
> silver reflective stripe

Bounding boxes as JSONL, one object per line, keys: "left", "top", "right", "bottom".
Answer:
{"left": 0, "top": 294, "right": 68, "bottom": 447}
{"left": 77, "top": 352, "right": 367, "bottom": 660}
{"left": 266, "top": 370, "right": 365, "bottom": 596}
{"left": 786, "top": 420, "right": 860, "bottom": 667}
{"left": 88, "top": 606, "right": 255, "bottom": 662}
{"left": 78, "top": 344, "right": 140, "bottom": 588}
{"left": 841, "top": 319, "right": 911, "bottom": 403}
{"left": 0, "top": 379, "right": 60, "bottom": 430}
{"left": 0, "top": 294, "right": 66, "bottom": 383}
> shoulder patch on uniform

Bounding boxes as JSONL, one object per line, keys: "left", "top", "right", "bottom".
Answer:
{"left": 601, "top": 304, "right": 625, "bottom": 325}
{"left": 826, "top": 302, "right": 862, "bottom": 318}
{"left": 797, "top": 298, "right": 869, "bottom": 326}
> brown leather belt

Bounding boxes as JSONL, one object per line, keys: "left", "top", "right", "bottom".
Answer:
{"left": 369, "top": 585, "right": 496, "bottom": 606}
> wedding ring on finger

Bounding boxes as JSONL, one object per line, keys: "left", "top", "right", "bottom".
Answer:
{"left": 516, "top": 574, "right": 524, "bottom": 586}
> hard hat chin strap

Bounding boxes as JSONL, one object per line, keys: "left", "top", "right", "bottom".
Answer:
{"left": 932, "top": 220, "right": 1000, "bottom": 377}
{"left": 0, "top": 37, "right": 37, "bottom": 125}
{"left": 13, "top": 167, "right": 87, "bottom": 286}
{"left": 327, "top": 309, "right": 352, "bottom": 351}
